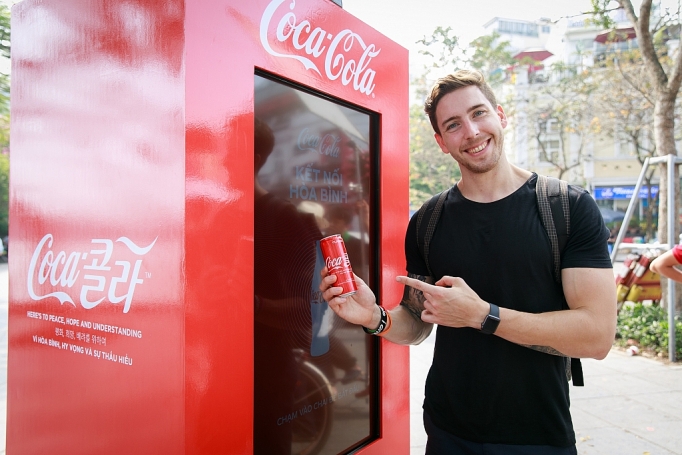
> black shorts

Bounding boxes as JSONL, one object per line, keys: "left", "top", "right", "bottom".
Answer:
{"left": 424, "top": 411, "right": 578, "bottom": 455}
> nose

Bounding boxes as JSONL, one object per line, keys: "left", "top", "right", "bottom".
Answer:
{"left": 461, "top": 119, "right": 479, "bottom": 140}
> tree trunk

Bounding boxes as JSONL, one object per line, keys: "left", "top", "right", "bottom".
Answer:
{"left": 654, "top": 94, "right": 682, "bottom": 314}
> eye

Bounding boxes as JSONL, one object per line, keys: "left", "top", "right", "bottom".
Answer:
{"left": 473, "top": 109, "right": 486, "bottom": 117}
{"left": 445, "top": 122, "right": 459, "bottom": 131}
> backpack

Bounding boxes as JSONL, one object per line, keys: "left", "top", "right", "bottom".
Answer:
{"left": 414, "top": 175, "right": 585, "bottom": 386}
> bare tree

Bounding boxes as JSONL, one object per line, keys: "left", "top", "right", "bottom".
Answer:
{"left": 592, "top": 0, "right": 682, "bottom": 311}
{"left": 591, "top": 48, "right": 659, "bottom": 240}
{"left": 524, "top": 63, "right": 599, "bottom": 183}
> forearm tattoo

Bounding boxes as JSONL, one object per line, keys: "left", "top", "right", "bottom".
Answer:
{"left": 399, "top": 273, "right": 434, "bottom": 320}
{"left": 522, "top": 345, "right": 567, "bottom": 357}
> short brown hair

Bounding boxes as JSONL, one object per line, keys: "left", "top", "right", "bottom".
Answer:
{"left": 424, "top": 69, "right": 498, "bottom": 134}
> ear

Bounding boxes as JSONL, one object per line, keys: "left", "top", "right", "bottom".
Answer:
{"left": 434, "top": 133, "right": 449, "bottom": 154}
{"left": 497, "top": 105, "right": 508, "bottom": 129}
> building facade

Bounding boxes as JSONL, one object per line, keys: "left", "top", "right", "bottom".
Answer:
{"left": 488, "top": 10, "right": 670, "bottom": 223}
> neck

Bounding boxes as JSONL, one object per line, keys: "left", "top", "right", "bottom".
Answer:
{"left": 457, "top": 163, "right": 532, "bottom": 203}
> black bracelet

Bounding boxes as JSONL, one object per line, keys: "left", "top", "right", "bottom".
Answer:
{"left": 363, "top": 305, "right": 388, "bottom": 335}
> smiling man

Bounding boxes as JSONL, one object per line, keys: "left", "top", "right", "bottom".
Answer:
{"left": 320, "top": 69, "right": 617, "bottom": 454}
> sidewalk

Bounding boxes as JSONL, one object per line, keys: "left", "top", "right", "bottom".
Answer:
{"left": 410, "top": 332, "right": 682, "bottom": 455}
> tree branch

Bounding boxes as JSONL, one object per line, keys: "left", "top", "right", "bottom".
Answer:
{"left": 619, "top": 0, "right": 669, "bottom": 90}
{"left": 667, "top": 20, "right": 682, "bottom": 96}
{"left": 615, "top": 56, "right": 656, "bottom": 105}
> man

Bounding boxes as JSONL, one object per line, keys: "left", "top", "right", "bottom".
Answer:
{"left": 320, "top": 69, "right": 617, "bottom": 454}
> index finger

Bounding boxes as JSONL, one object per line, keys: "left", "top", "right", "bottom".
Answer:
{"left": 396, "top": 275, "right": 435, "bottom": 292}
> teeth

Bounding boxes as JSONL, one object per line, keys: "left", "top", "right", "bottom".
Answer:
{"left": 468, "top": 140, "right": 488, "bottom": 154}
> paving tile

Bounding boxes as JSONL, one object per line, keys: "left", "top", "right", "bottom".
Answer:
{"left": 409, "top": 333, "right": 682, "bottom": 455}
{"left": 627, "top": 419, "right": 682, "bottom": 454}
{"left": 575, "top": 427, "right": 677, "bottom": 455}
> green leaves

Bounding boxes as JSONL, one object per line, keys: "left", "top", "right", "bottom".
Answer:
{"left": 408, "top": 100, "right": 460, "bottom": 209}
{"left": 416, "top": 27, "right": 514, "bottom": 87}
{"left": 0, "top": 4, "right": 9, "bottom": 60}
{"left": 589, "top": 0, "right": 617, "bottom": 29}
{"left": 616, "top": 302, "right": 682, "bottom": 360}
{"left": 0, "top": 5, "right": 9, "bottom": 237}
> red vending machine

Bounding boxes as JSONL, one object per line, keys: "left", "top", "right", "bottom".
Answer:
{"left": 8, "top": 0, "right": 409, "bottom": 454}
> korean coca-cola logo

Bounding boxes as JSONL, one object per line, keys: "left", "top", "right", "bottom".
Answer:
{"left": 260, "top": 0, "right": 381, "bottom": 96}
{"left": 27, "top": 234, "right": 157, "bottom": 314}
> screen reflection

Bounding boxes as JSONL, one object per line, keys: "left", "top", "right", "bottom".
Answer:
{"left": 253, "top": 74, "right": 375, "bottom": 455}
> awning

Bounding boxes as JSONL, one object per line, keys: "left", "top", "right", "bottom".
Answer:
{"left": 594, "top": 27, "right": 636, "bottom": 44}
{"left": 513, "top": 48, "right": 553, "bottom": 62}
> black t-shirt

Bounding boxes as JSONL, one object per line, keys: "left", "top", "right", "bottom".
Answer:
{"left": 405, "top": 174, "right": 611, "bottom": 447}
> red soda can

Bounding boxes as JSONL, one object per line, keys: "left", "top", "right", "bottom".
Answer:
{"left": 320, "top": 234, "right": 358, "bottom": 297}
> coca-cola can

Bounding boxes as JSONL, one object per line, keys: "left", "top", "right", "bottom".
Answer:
{"left": 320, "top": 234, "right": 357, "bottom": 297}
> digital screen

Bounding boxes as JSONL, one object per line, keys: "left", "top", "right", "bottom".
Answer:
{"left": 253, "top": 74, "right": 376, "bottom": 454}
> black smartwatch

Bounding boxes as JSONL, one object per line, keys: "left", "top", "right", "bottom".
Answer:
{"left": 480, "top": 303, "right": 500, "bottom": 335}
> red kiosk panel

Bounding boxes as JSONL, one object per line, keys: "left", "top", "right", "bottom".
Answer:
{"left": 9, "top": 0, "right": 409, "bottom": 453}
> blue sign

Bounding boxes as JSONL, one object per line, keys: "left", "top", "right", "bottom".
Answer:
{"left": 593, "top": 185, "right": 659, "bottom": 200}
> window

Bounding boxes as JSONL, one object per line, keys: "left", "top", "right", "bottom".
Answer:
{"left": 538, "top": 118, "right": 560, "bottom": 134}
{"left": 537, "top": 118, "right": 561, "bottom": 163}
{"left": 497, "top": 20, "right": 538, "bottom": 37}
{"left": 546, "top": 119, "right": 560, "bottom": 134}
{"left": 540, "top": 139, "right": 560, "bottom": 163}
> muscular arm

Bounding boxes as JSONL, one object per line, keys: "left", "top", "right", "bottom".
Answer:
{"left": 321, "top": 270, "right": 434, "bottom": 345}
{"left": 382, "top": 273, "right": 435, "bottom": 345}
{"left": 495, "top": 267, "right": 617, "bottom": 359}
{"left": 398, "top": 267, "right": 617, "bottom": 359}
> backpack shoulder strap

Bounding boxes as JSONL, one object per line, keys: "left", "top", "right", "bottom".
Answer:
{"left": 536, "top": 175, "right": 569, "bottom": 284}
{"left": 415, "top": 190, "right": 449, "bottom": 278}
{"left": 536, "top": 175, "right": 585, "bottom": 387}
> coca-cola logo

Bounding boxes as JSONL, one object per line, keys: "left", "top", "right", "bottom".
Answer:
{"left": 325, "top": 253, "right": 350, "bottom": 270}
{"left": 297, "top": 129, "right": 341, "bottom": 157}
{"left": 260, "top": 0, "right": 381, "bottom": 96}
{"left": 27, "top": 234, "right": 157, "bottom": 314}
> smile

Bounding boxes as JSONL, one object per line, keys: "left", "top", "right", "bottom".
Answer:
{"left": 466, "top": 139, "right": 489, "bottom": 155}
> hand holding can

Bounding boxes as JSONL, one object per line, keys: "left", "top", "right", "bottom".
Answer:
{"left": 320, "top": 234, "right": 358, "bottom": 297}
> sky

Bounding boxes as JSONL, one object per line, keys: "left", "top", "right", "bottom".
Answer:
{"left": 1, "top": 0, "right": 678, "bottom": 73}
{"left": 341, "top": 0, "right": 680, "bottom": 75}
{"left": 342, "top": 0, "right": 596, "bottom": 71}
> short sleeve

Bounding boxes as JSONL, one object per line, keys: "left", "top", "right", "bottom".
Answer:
{"left": 404, "top": 210, "right": 431, "bottom": 277}
{"left": 561, "top": 188, "right": 612, "bottom": 269}
{"left": 671, "top": 244, "right": 682, "bottom": 263}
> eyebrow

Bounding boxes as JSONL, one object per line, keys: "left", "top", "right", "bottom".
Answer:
{"left": 440, "top": 103, "right": 488, "bottom": 129}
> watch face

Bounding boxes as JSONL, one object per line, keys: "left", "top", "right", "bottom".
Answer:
{"left": 481, "top": 313, "right": 500, "bottom": 335}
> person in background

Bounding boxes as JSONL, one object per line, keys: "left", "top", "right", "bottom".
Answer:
{"left": 253, "top": 118, "right": 321, "bottom": 455}
{"left": 649, "top": 245, "right": 682, "bottom": 282}
{"left": 320, "top": 69, "right": 617, "bottom": 455}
